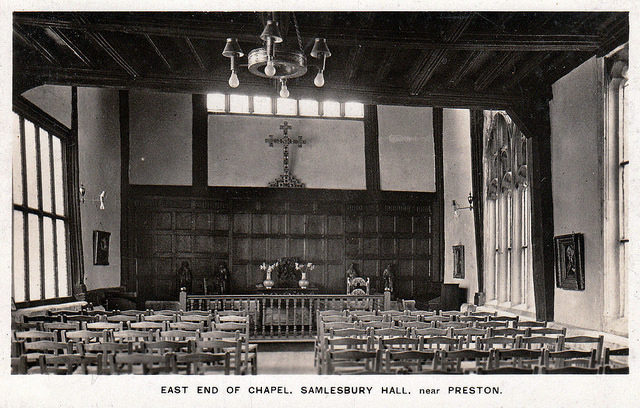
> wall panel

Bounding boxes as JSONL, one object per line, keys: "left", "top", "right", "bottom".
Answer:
{"left": 128, "top": 187, "right": 440, "bottom": 301}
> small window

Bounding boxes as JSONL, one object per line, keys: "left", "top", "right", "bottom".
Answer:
{"left": 207, "top": 93, "right": 226, "bottom": 112}
{"left": 345, "top": 102, "right": 364, "bottom": 118}
{"left": 276, "top": 97, "right": 297, "bottom": 116}
{"left": 323, "top": 101, "right": 341, "bottom": 117}
{"left": 229, "top": 94, "right": 249, "bottom": 113}
{"left": 299, "top": 99, "right": 319, "bottom": 116}
{"left": 253, "top": 96, "right": 272, "bottom": 115}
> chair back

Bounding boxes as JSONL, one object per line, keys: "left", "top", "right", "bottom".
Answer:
{"left": 560, "top": 335, "right": 604, "bottom": 363}
{"left": 515, "top": 320, "right": 547, "bottom": 328}
{"left": 176, "top": 351, "right": 231, "bottom": 375}
{"left": 113, "top": 329, "right": 157, "bottom": 342}
{"left": 109, "top": 352, "right": 175, "bottom": 374}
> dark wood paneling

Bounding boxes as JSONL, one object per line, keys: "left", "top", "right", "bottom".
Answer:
{"left": 433, "top": 108, "right": 445, "bottom": 283}
{"left": 128, "top": 186, "right": 439, "bottom": 301}
{"left": 192, "top": 94, "right": 207, "bottom": 194}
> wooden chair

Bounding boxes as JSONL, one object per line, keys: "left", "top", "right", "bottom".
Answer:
{"left": 476, "top": 336, "right": 518, "bottom": 350}
{"left": 409, "top": 310, "right": 437, "bottom": 317}
{"left": 21, "top": 340, "right": 73, "bottom": 366}
{"left": 358, "top": 321, "right": 392, "bottom": 330}
{"left": 537, "top": 366, "right": 599, "bottom": 374}
{"left": 440, "top": 310, "right": 466, "bottom": 318}
{"left": 602, "top": 365, "right": 629, "bottom": 374}
{"left": 423, "top": 315, "right": 452, "bottom": 323}
{"left": 468, "top": 311, "right": 497, "bottom": 317}
{"left": 141, "top": 340, "right": 191, "bottom": 354}
{"left": 493, "top": 348, "right": 544, "bottom": 369}
{"left": 324, "top": 349, "right": 381, "bottom": 375}
{"left": 84, "top": 309, "right": 114, "bottom": 317}
{"left": 109, "top": 352, "right": 175, "bottom": 374}
{"left": 129, "top": 321, "right": 166, "bottom": 331}
{"left": 321, "top": 315, "right": 353, "bottom": 323}
{"left": 390, "top": 315, "right": 419, "bottom": 323}
{"left": 422, "top": 336, "right": 463, "bottom": 351}
{"left": 158, "top": 330, "right": 199, "bottom": 341}
{"left": 143, "top": 314, "right": 177, "bottom": 323}
{"left": 106, "top": 314, "right": 140, "bottom": 323}
{"left": 543, "top": 349, "right": 597, "bottom": 368}
{"left": 450, "top": 327, "right": 487, "bottom": 348}
{"left": 401, "top": 321, "right": 433, "bottom": 329}
{"left": 459, "top": 316, "right": 488, "bottom": 324}
{"left": 560, "top": 335, "right": 604, "bottom": 364}
{"left": 440, "top": 349, "right": 491, "bottom": 373}
{"left": 149, "top": 309, "right": 180, "bottom": 316}
{"left": 487, "top": 327, "right": 529, "bottom": 338}
{"left": 476, "top": 321, "right": 509, "bottom": 329}
{"left": 38, "top": 353, "right": 102, "bottom": 375}
{"left": 63, "top": 315, "right": 100, "bottom": 325}
{"left": 11, "top": 355, "right": 28, "bottom": 374}
{"left": 113, "top": 329, "right": 157, "bottom": 343}
{"left": 42, "top": 322, "right": 80, "bottom": 334}
{"left": 195, "top": 339, "right": 243, "bottom": 375}
{"left": 318, "top": 335, "right": 373, "bottom": 373}
{"left": 330, "top": 328, "right": 369, "bottom": 338}
{"left": 168, "top": 321, "right": 204, "bottom": 331}
{"left": 384, "top": 349, "right": 438, "bottom": 373}
{"left": 370, "top": 327, "right": 408, "bottom": 338}
{"left": 519, "top": 335, "right": 561, "bottom": 351}
{"left": 378, "top": 336, "right": 421, "bottom": 351}
{"left": 527, "top": 327, "right": 567, "bottom": 337}
{"left": 412, "top": 327, "right": 450, "bottom": 337}
{"left": 488, "top": 315, "right": 520, "bottom": 326}
{"left": 183, "top": 310, "right": 215, "bottom": 316}
{"left": 64, "top": 330, "right": 110, "bottom": 348}
{"left": 437, "top": 322, "right": 471, "bottom": 330}
{"left": 216, "top": 315, "right": 249, "bottom": 323}
{"left": 603, "top": 347, "right": 629, "bottom": 367}
{"left": 354, "top": 315, "right": 384, "bottom": 322}
{"left": 86, "top": 322, "right": 124, "bottom": 331}
{"left": 180, "top": 314, "right": 213, "bottom": 328}
{"left": 23, "top": 315, "right": 62, "bottom": 324}
{"left": 174, "top": 352, "right": 231, "bottom": 375}
{"left": 12, "top": 321, "right": 42, "bottom": 331}
{"left": 477, "top": 366, "right": 535, "bottom": 374}
{"left": 14, "top": 330, "right": 56, "bottom": 342}
{"left": 79, "top": 341, "right": 134, "bottom": 368}
{"left": 515, "top": 320, "right": 547, "bottom": 329}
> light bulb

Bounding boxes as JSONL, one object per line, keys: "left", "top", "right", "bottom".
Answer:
{"left": 280, "top": 82, "right": 290, "bottom": 98}
{"left": 228, "top": 71, "right": 239, "bottom": 88}
{"left": 265, "top": 60, "right": 276, "bottom": 77}
{"left": 314, "top": 70, "right": 325, "bottom": 87}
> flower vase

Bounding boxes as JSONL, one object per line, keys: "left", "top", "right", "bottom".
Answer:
{"left": 263, "top": 271, "right": 274, "bottom": 289}
{"left": 298, "top": 272, "right": 309, "bottom": 289}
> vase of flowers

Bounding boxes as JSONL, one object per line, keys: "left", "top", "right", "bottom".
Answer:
{"left": 296, "top": 262, "right": 315, "bottom": 289}
{"left": 261, "top": 262, "right": 276, "bottom": 289}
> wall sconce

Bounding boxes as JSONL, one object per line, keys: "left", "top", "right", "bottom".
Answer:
{"left": 453, "top": 192, "right": 474, "bottom": 215}
{"left": 80, "top": 184, "right": 106, "bottom": 210}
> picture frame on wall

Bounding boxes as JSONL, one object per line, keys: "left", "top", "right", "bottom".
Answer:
{"left": 453, "top": 245, "right": 465, "bottom": 279}
{"left": 93, "top": 230, "right": 111, "bottom": 266}
{"left": 554, "top": 233, "right": 585, "bottom": 290}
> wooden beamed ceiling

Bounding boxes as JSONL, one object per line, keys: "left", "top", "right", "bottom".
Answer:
{"left": 13, "top": 12, "right": 628, "bottom": 109}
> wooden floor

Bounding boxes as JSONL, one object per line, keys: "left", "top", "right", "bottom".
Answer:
{"left": 256, "top": 342, "right": 316, "bottom": 374}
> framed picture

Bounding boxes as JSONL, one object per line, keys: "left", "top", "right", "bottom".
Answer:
{"left": 554, "top": 233, "right": 585, "bottom": 290}
{"left": 453, "top": 245, "right": 465, "bottom": 279}
{"left": 93, "top": 230, "right": 111, "bottom": 265}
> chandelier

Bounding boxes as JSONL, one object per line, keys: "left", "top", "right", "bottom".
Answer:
{"left": 222, "top": 14, "right": 331, "bottom": 98}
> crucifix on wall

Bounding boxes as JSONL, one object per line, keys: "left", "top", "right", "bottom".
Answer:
{"left": 265, "top": 121, "right": 306, "bottom": 188}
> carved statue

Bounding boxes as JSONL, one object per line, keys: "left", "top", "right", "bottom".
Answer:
{"left": 383, "top": 264, "right": 394, "bottom": 293}
{"left": 211, "top": 262, "right": 229, "bottom": 295}
{"left": 176, "top": 261, "right": 193, "bottom": 294}
{"left": 346, "top": 263, "right": 358, "bottom": 281}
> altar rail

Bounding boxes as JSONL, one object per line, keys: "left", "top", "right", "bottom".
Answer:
{"left": 180, "top": 293, "right": 385, "bottom": 340}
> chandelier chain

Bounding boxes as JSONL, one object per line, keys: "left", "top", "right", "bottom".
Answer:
{"left": 292, "top": 13, "right": 304, "bottom": 54}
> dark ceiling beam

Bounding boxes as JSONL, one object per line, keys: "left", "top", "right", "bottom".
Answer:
{"left": 13, "top": 24, "right": 60, "bottom": 66}
{"left": 49, "top": 27, "right": 93, "bottom": 67}
{"left": 409, "top": 15, "right": 473, "bottom": 96}
{"left": 473, "top": 51, "right": 522, "bottom": 92}
{"left": 144, "top": 34, "right": 172, "bottom": 71}
{"left": 502, "top": 52, "right": 550, "bottom": 90}
{"left": 13, "top": 15, "right": 607, "bottom": 52}
{"left": 184, "top": 37, "right": 206, "bottom": 71}
{"left": 596, "top": 14, "right": 629, "bottom": 56}
{"left": 346, "top": 45, "right": 364, "bottom": 83}
{"left": 75, "top": 16, "right": 138, "bottom": 77}
{"left": 20, "top": 65, "right": 519, "bottom": 110}
{"left": 375, "top": 49, "right": 399, "bottom": 83}
{"left": 447, "top": 51, "right": 484, "bottom": 87}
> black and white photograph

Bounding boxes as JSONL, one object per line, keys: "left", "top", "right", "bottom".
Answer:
{"left": 2, "top": 1, "right": 638, "bottom": 406}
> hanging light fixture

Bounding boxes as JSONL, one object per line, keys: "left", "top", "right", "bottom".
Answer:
{"left": 222, "top": 14, "right": 331, "bottom": 97}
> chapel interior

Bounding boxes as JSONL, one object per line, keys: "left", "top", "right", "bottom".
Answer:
{"left": 10, "top": 11, "right": 630, "bottom": 375}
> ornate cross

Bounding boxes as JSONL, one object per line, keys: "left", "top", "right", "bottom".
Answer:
{"left": 265, "top": 121, "right": 306, "bottom": 188}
